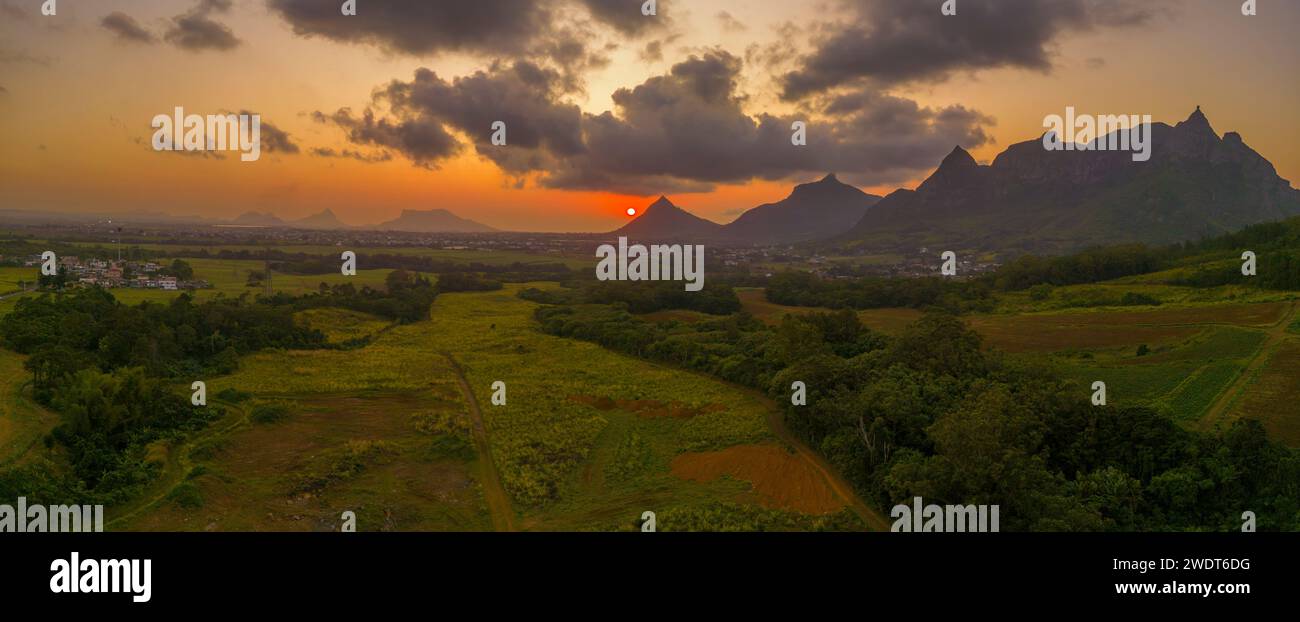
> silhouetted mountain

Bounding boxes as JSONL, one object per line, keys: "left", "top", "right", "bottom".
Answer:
{"left": 609, "top": 196, "right": 723, "bottom": 239}
{"left": 230, "top": 212, "right": 285, "bottom": 226}
{"left": 371, "top": 209, "right": 497, "bottom": 233}
{"left": 289, "top": 209, "right": 348, "bottom": 230}
{"left": 721, "top": 174, "right": 880, "bottom": 244}
{"left": 838, "top": 108, "right": 1300, "bottom": 255}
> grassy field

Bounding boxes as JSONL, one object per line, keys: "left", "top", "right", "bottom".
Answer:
{"left": 0, "top": 349, "right": 60, "bottom": 466}
{"left": 117, "top": 283, "right": 864, "bottom": 531}
{"left": 0, "top": 267, "right": 37, "bottom": 294}
{"left": 1226, "top": 341, "right": 1300, "bottom": 446}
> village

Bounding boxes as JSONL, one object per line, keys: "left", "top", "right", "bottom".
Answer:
{"left": 9, "top": 254, "right": 211, "bottom": 292}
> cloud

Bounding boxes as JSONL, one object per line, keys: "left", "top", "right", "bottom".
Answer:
{"left": 716, "top": 11, "right": 747, "bottom": 32}
{"left": 310, "top": 147, "right": 394, "bottom": 163}
{"left": 322, "top": 50, "right": 994, "bottom": 194}
{"left": 268, "top": 0, "right": 552, "bottom": 56}
{"left": 0, "top": 85, "right": 7, "bottom": 95}
{"left": 576, "top": 0, "right": 674, "bottom": 36}
{"left": 780, "top": 0, "right": 1169, "bottom": 99}
{"left": 0, "top": 1, "right": 28, "bottom": 21}
{"left": 312, "top": 107, "right": 461, "bottom": 168}
{"left": 0, "top": 49, "right": 54, "bottom": 66}
{"left": 165, "top": 1, "right": 242, "bottom": 52}
{"left": 239, "top": 112, "right": 300, "bottom": 154}
{"left": 101, "top": 12, "right": 157, "bottom": 44}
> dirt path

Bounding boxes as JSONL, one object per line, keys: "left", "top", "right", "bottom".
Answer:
{"left": 762, "top": 403, "right": 891, "bottom": 531}
{"left": 107, "top": 400, "right": 251, "bottom": 529}
{"left": 442, "top": 353, "right": 516, "bottom": 532}
{"left": 1199, "top": 300, "right": 1298, "bottom": 431}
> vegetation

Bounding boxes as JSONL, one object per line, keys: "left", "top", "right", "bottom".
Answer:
{"left": 537, "top": 302, "right": 1300, "bottom": 530}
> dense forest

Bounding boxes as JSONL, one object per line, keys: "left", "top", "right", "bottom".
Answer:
{"left": 536, "top": 303, "right": 1300, "bottom": 531}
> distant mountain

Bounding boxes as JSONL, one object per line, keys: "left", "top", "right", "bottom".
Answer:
{"left": 289, "top": 209, "right": 348, "bottom": 230}
{"left": 230, "top": 211, "right": 285, "bottom": 226}
{"left": 371, "top": 209, "right": 497, "bottom": 233}
{"left": 721, "top": 174, "right": 880, "bottom": 244}
{"left": 837, "top": 107, "right": 1300, "bottom": 255}
{"left": 609, "top": 196, "right": 724, "bottom": 240}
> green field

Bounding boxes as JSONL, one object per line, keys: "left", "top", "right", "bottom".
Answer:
{"left": 0, "top": 349, "right": 59, "bottom": 466}
{"left": 115, "top": 283, "right": 869, "bottom": 532}
{"left": 0, "top": 267, "right": 38, "bottom": 294}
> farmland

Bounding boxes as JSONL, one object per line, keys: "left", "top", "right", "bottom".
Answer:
{"left": 114, "top": 283, "right": 873, "bottom": 531}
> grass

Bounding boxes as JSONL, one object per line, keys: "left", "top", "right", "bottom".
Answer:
{"left": 119, "top": 283, "right": 849, "bottom": 532}
{"left": 0, "top": 267, "right": 38, "bottom": 294}
{"left": 1227, "top": 341, "right": 1300, "bottom": 447}
{"left": 1049, "top": 327, "right": 1267, "bottom": 420}
{"left": 0, "top": 349, "right": 60, "bottom": 466}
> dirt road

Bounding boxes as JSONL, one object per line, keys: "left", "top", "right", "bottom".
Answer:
{"left": 442, "top": 353, "right": 517, "bottom": 532}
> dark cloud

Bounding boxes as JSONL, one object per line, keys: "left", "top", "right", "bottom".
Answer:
{"left": 577, "top": 0, "right": 673, "bottom": 36}
{"left": 311, "top": 147, "right": 394, "bottom": 163}
{"left": 165, "top": 1, "right": 242, "bottom": 52}
{"left": 101, "top": 12, "right": 157, "bottom": 44}
{"left": 780, "top": 0, "right": 1168, "bottom": 99}
{"left": 312, "top": 107, "right": 461, "bottom": 168}
{"left": 322, "top": 50, "right": 993, "bottom": 194}
{"left": 268, "top": 0, "right": 552, "bottom": 56}
{"left": 238, "top": 112, "right": 300, "bottom": 154}
{"left": 375, "top": 61, "right": 585, "bottom": 175}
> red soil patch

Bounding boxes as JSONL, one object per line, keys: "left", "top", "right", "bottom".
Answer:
{"left": 671, "top": 444, "right": 846, "bottom": 515}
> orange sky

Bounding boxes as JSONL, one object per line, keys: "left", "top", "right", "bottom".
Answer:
{"left": 1, "top": 0, "right": 1297, "bottom": 232}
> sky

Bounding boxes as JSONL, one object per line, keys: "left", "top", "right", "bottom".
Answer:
{"left": 1, "top": 0, "right": 1297, "bottom": 232}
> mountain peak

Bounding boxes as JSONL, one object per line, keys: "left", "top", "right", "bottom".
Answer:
{"left": 939, "top": 145, "right": 977, "bottom": 170}
{"left": 648, "top": 195, "right": 676, "bottom": 210}
{"left": 820, "top": 173, "right": 839, "bottom": 184}
{"left": 1177, "top": 105, "right": 1216, "bottom": 136}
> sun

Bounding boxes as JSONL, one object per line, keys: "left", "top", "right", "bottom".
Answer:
{"left": 626, "top": 207, "right": 637, "bottom": 217}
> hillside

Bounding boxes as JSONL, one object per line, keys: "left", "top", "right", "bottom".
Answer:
{"left": 837, "top": 108, "right": 1300, "bottom": 256}
{"left": 721, "top": 174, "right": 880, "bottom": 244}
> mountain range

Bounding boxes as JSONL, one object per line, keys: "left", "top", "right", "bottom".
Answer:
{"left": 608, "top": 174, "right": 880, "bottom": 244}
{"left": 225, "top": 208, "right": 495, "bottom": 233}
{"left": 837, "top": 107, "right": 1300, "bottom": 254}
{"left": 608, "top": 108, "right": 1299, "bottom": 255}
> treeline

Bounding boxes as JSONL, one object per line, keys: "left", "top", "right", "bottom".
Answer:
{"left": 536, "top": 304, "right": 1300, "bottom": 531}
{"left": 206, "top": 249, "right": 573, "bottom": 282}
{"left": 521, "top": 280, "right": 741, "bottom": 315}
{"left": 766, "top": 272, "right": 995, "bottom": 313}
{"left": 285, "top": 270, "right": 441, "bottom": 323}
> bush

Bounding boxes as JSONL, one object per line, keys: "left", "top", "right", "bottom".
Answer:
{"left": 250, "top": 401, "right": 292, "bottom": 424}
